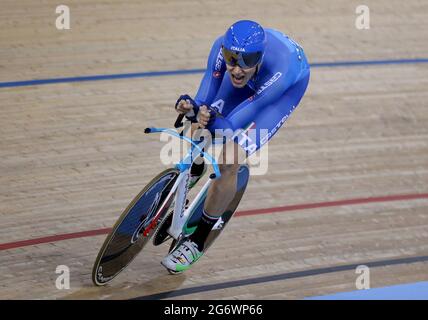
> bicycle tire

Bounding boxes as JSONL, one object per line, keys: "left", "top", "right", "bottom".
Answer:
{"left": 92, "top": 168, "right": 179, "bottom": 286}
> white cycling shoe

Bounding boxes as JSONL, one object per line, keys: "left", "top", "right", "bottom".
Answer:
{"left": 161, "top": 239, "right": 203, "bottom": 274}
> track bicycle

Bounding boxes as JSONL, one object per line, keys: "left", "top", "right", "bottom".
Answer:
{"left": 92, "top": 114, "right": 250, "bottom": 285}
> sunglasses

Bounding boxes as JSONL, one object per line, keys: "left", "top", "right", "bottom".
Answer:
{"left": 221, "top": 46, "right": 263, "bottom": 69}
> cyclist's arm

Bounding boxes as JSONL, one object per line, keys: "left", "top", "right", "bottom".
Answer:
{"left": 194, "top": 36, "right": 226, "bottom": 107}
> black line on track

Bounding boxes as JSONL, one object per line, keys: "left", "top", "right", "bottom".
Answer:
{"left": 131, "top": 255, "right": 428, "bottom": 300}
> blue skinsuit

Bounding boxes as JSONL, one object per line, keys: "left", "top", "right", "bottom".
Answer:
{"left": 193, "top": 28, "right": 310, "bottom": 155}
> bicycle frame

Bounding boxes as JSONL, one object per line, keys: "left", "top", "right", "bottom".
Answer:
{"left": 144, "top": 126, "right": 221, "bottom": 241}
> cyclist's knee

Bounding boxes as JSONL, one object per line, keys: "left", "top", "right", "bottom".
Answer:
{"left": 220, "top": 140, "right": 246, "bottom": 165}
{"left": 219, "top": 163, "right": 240, "bottom": 176}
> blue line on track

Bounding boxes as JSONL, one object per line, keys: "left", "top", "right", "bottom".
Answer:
{"left": 307, "top": 281, "right": 428, "bottom": 300}
{"left": 1, "top": 58, "right": 427, "bottom": 89}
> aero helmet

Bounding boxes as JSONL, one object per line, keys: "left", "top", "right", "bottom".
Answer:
{"left": 222, "top": 20, "right": 267, "bottom": 69}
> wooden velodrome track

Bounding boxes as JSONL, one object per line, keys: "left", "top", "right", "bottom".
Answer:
{"left": 1, "top": 0, "right": 427, "bottom": 300}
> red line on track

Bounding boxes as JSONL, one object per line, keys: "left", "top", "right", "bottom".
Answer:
{"left": 0, "top": 228, "right": 112, "bottom": 251}
{"left": 1, "top": 193, "right": 427, "bottom": 252}
{"left": 235, "top": 193, "right": 428, "bottom": 217}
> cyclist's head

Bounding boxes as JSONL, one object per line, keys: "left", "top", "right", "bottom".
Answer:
{"left": 222, "top": 20, "right": 267, "bottom": 87}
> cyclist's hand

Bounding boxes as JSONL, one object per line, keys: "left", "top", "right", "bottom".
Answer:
{"left": 175, "top": 99, "right": 193, "bottom": 114}
{"left": 197, "top": 105, "right": 211, "bottom": 128}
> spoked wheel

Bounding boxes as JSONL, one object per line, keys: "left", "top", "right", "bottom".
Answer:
{"left": 92, "top": 168, "right": 179, "bottom": 286}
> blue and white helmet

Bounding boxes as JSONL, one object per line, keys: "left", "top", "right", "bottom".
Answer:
{"left": 222, "top": 20, "right": 267, "bottom": 69}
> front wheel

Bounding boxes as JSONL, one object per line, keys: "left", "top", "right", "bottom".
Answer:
{"left": 92, "top": 168, "right": 179, "bottom": 286}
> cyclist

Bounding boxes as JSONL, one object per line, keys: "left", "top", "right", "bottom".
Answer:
{"left": 161, "top": 20, "right": 310, "bottom": 273}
